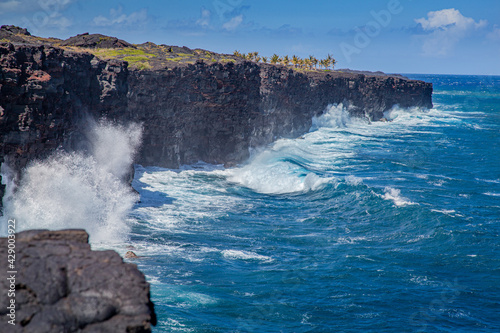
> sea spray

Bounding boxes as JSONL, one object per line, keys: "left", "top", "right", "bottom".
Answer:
{"left": 226, "top": 104, "right": 356, "bottom": 195}
{"left": 91, "top": 119, "right": 142, "bottom": 180}
{"left": 226, "top": 103, "right": 431, "bottom": 196}
{"left": 310, "top": 103, "right": 355, "bottom": 130}
{"left": 0, "top": 119, "right": 142, "bottom": 243}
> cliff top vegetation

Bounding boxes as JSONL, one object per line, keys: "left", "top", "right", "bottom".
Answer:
{"left": 0, "top": 25, "right": 340, "bottom": 73}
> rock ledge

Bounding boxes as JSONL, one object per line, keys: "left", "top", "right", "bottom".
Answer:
{"left": 0, "top": 229, "right": 156, "bottom": 333}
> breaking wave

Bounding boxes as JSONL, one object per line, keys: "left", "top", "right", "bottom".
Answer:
{"left": 1, "top": 119, "right": 142, "bottom": 243}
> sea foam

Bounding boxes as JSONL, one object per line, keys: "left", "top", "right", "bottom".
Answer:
{"left": 381, "top": 187, "right": 417, "bottom": 207}
{"left": 1, "top": 119, "right": 142, "bottom": 243}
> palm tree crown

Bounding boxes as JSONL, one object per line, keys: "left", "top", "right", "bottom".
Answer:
{"left": 232, "top": 50, "right": 336, "bottom": 70}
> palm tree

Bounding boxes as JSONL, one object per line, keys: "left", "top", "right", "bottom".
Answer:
{"left": 309, "top": 55, "right": 318, "bottom": 70}
{"left": 271, "top": 54, "right": 279, "bottom": 64}
{"left": 292, "top": 55, "right": 299, "bottom": 68}
{"left": 330, "top": 56, "right": 337, "bottom": 70}
{"left": 327, "top": 54, "right": 336, "bottom": 70}
{"left": 233, "top": 50, "right": 241, "bottom": 57}
{"left": 299, "top": 58, "right": 305, "bottom": 69}
{"left": 319, "top": 58, "right": 326, "bottom": 69}
{"left": 304, "top": 58, "right": 311, "bottom": 70}
{"left": 282, "top": 55, "right": 290, "bottom": 66}
{"left": 255, "top": 56, "right": 261, "bottom": 63}
{"left": 262, "top": 56, "right": 268, "bottom": 63}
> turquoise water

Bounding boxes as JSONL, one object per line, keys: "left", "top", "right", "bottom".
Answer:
{"left": 128, "top": 75, "right": 500, "bottom": 332}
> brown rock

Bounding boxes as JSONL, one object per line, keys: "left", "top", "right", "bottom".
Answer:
{"left": 125, "top": 251, "right": 139, "bottom": 259}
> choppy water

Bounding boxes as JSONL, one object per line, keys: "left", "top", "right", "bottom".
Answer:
{"left": 2, "top": 74, "right": 499, "bottom": 332}
{"left": 127, "top": 75, "right": 500, "bottom": 332}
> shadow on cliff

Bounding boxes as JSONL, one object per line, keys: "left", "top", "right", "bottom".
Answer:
{"left": 132, "top": 166, "right": 175, "bottom": 208}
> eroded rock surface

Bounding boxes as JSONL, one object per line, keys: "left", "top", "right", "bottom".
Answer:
{"left": 0, "top": 229, "right": 156, "bottom": 332}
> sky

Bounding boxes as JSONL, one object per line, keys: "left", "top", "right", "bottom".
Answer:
{"left": 0, "top": 0, "right": 499, "bottom": 75}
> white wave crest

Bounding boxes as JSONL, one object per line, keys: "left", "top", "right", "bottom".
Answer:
{"left": 381, "top": 187, "right": 417, "bottom": 207}
{"left": 222, "top": 249, "right": 273, "bottom": 262}
{"left": 1, "top": 120, "right": 142, "bottom": 243}
{"left": 228, "top": 165, "right": 329, "bottom": 195}
{"left": 227, "top": 146, "right": 331, "bottom": 195}
{"left": 345, "top": 175, "right": 363, "bottom": 186}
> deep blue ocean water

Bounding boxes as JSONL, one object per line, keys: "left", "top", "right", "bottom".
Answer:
{"left": 127, "top": 74, "right": 500, "bottom": 332}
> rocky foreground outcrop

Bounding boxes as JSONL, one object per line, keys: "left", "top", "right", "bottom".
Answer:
{"left": 0, "top": 229, "right": 156, "bottom": 332}
{"left": 0, "top": 26, "right": 433, "bottom": 206}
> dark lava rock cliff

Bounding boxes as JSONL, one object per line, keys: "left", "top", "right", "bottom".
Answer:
{"left": 128, "top": 62, "right": 432, "bottom": 168}
{"left": 0, "top": 26, "right": 433, "bottom": 207}
{"left": 0, "top": 229, "right": 156, "bottom": 332}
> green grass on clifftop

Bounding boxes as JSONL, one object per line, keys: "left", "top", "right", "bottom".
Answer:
{"left": 0, "top": 28, "right": 338, "bottom": 73}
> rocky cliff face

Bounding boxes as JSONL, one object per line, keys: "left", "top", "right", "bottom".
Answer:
{"left": 128, "top": 61, "right": 432, "bottom": 168}
{"left": 0, "top": 37, "right": 432, "bottom": 205}
{"left": 0, "top": 229, "right": 156, "bottom": 332}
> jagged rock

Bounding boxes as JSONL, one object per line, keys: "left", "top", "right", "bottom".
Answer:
{"left": 1, "top": 25, "right": 31, "bottom": 35}
{"left": 60, "top": 33, "right": 135, "bottom": 49}
{"left": 0, "top": 229, "right": 156, "bottom": 332}
{"left": 0, "top": 25, "right": 31, "bottom": 38}
{"left": 125, "top": 251, "right": 139, "bottom": 259}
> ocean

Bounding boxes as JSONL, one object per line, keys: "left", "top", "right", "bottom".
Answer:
{"left": 3, "top": 74, "right": 500, "bottom": 332}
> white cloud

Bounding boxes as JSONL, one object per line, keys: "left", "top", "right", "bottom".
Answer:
{"left": 416, "top": 8, "right": 485, "bottom": 31}
{"left": 222, "top": 14, "right": 243, "bottom": 31}
{"left": 415, "top": 8, "right": 487, "bottom": 56}
{"left": 94, "top": 7, "right": 148, "bottom": 27}
{"left": 196, "top": 8, "right": 211, "bottom": 28}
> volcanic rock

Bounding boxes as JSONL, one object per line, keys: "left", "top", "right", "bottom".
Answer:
{"left": 0, "top": 229, "right": 157, "bottom": 332}
{"left": 59, "top": 33, "right": 134, "bottom": 49}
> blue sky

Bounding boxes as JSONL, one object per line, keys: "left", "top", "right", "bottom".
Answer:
{"left": 1, "top": 0, "right": 499, "bottom": 74}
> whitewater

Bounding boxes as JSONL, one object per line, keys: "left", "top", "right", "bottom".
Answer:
{"left": 2, "top": 74, "right": 500, "bottom": 332}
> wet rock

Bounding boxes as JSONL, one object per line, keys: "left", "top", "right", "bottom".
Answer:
{"left": 125, "top": 251, "right": 139, "bottom": 259}
{"left": 0, "top": 229, "right": 156, "bottom": 332}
